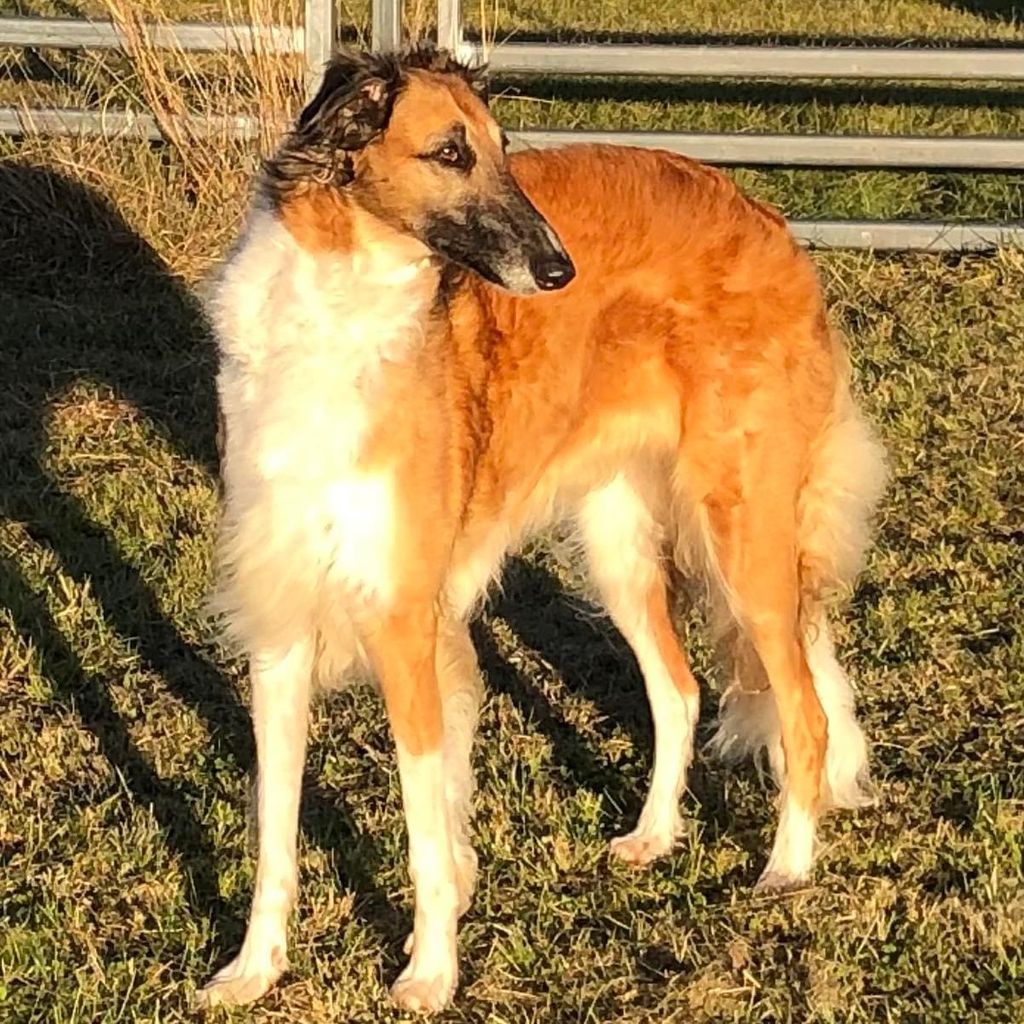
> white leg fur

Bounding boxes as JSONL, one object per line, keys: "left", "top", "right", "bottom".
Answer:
{"left": 756, "top": 793, "right": 816, "bottom": 891}
{"left": 441, "top": 690, "right": 480, "bottom": 914}
{"left": 711, "top": 617, "right": 872, "bottom": 811}
{"left": 803, "top": 617, "right": 874, "bottom": 810}
{"left": 196, "top": 640, "right": 313, "bottom": 1008}
{"left": 391, "top": 746, "right": 460, "bottom": 1013}
{"left": 579, "top": 475, "right": 699, "bottom": 865}
{"left": 435, "top": 623, "right": 482, "bottom": 914}
{"left": 610, "top": 633, "right": 699, "bottom": 865}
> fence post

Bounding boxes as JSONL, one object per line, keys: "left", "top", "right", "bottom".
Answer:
{"left": 304, "top": 0, "right": 336, "bottom": 95}
{"left": 437, "top": 0, "right": 461, "bottom": 55}
{"left": 373, "top": 0, "right": 403, "bottom": 50}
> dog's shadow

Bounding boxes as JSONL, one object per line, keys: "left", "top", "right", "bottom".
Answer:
{"left": 476, "top": 557, "right": 757, "bottom": 874}
{"left": 0, "top": 162, "right": 402, "bottom": 961}
{"left": 475, "top": 556, "right": 651, "bottom": 814}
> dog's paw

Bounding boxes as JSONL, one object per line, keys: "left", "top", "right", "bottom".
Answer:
{"left": 390, "top": 967, "right": 457, "bottom": 1014}
{"left": 194, "top": 949, "right": 286, "bottom": 1009}
{"left": 753, "top": 868, "right": 812, "bottom": 895}
{"left": 756, "top": 802, "right": 816, "bottom": 894}
{"left": 609, "top": 828, "right": 676, "bottom": 866}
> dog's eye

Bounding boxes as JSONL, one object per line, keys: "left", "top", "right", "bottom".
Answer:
{"left": 433, "top": 142, "right": 471, "bottom": 169}
{"left": 424, "top": 139, "right": 474, "bottom": 172}
{"left": 420, "top": 124, "right": 476, "bottom": 172}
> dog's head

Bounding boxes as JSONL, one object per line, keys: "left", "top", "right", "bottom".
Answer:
{"left": 265, "top": 46, "right": 575, "bottom": 295}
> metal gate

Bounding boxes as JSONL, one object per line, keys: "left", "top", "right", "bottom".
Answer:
{"left": 1, "top": 0, "right": 1021, "bottom": 250}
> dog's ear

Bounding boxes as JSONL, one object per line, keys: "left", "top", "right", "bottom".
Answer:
{"left": 264, "top": 57, "right": 399, "bottom": 198}
{"left": 298, "top": 74, "right": 395, "bottom": 151}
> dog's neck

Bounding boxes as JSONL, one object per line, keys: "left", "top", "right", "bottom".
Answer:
{"left": 274, "top": 184, "right": 439, "bottom": 292}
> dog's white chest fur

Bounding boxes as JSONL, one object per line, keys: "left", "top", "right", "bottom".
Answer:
{"left": 212, "top": 209, "right": 432, "bottom": 627}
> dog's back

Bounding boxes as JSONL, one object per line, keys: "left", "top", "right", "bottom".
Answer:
{"left": 443, "top": 144, "right": 869, "bottom": 611}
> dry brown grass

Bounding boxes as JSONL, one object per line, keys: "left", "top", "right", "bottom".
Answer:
{"left": 104, "top": 0, "right": 300, "bottom": 169}
{"left": 4, "top": 0, "right": 304, "bottom": 278}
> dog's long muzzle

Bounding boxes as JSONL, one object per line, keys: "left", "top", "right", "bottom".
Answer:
{"left": 423, "top": 176, "right": 576, "bottom": 296}
{"left": 501, "top": 182, "right": 575, "bottom": 294}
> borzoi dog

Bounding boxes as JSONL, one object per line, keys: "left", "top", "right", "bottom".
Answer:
{"left": 198, "top": 45, "right": 885, "bottom": 1012}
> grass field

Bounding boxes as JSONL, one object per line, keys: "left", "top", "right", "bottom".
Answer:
{"left": 1, "top": 2, "right": 1023, "bottom": 1022}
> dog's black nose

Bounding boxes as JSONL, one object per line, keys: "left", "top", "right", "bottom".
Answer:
{"left": 530, "top": 252, "right": 576, "bottom": 291}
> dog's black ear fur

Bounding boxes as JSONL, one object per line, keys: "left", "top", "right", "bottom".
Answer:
{"left": 296, "top": 52, "right": 400, "bottom": 146}
{"left": 264, "top": 52, "right": 401, "bottom": 198}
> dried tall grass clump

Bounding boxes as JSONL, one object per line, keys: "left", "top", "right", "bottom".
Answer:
{"left": 97, "top": 0, "right": 303, "bottom": 271}
{"left": 104, "top": 0, "right": 303, "bottom": 169}
{"left": 5, "top": 1, "right": 308, "bottom": 280}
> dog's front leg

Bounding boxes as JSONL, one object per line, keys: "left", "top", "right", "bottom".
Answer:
{"left": 365, "top": 605, "right": 460, "bottom": 1013}
{"left": 196, "top": 639, "right": 313, "bottom": 1008}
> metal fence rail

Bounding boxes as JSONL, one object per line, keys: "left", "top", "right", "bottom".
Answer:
{"left": 6, "top": 106, "right": 1021, "bottom": 173}
{"left": 1, "top": 0, "right": 1022, "bottom": 250}
{"left": 789, "top": 220, "right": 1024, "bottom": 250}
{"left": 0, "top": 107, "right": 258, "bottom": 140}
{"left": 482, "top": 41, "right": 1024, "bottom": 81}
{"left": 0, "top": 15, "right": 300, "bottom": 53}
{"left": 513, "top": 130, "right": 1024, "bottom": 170}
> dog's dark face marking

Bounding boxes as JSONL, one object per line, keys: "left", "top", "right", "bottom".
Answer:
{"left": 265, "top": 45, "right": 574, "bottom": 296}
{"left": 419, "top": 187, "right": 574, "bottom": 293}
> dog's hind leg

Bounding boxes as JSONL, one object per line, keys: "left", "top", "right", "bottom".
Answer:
{"left": 705, "top": 367, "right": 885, "bottom": 885}
{"left": 579, "top": 472, "right": 700, "bottom": 866}
{"left": 693, "top": 441, "right": 829, "bottom": 891}
{"left": 196, "top": 638, "right": 313, "bottom": 1008}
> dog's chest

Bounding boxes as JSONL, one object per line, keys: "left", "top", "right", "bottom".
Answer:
{"left": 217, "top": 220, "right": 433, "bottom": 606}
{"left": 251, "top": 351, "right": 398, "bottom": 601}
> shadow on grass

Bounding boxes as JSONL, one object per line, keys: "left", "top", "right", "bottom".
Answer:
{"left": 476, "top": 557, "right": 649, "bottom": 822}
{"left": 477, "top": 557, "right": 764, "bottom": 878}
{"left": 0, "top": 162, "right": 401, "bottom": 968}
{"left": 933, "top": 1, "right": 1022, "bottom": 22}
